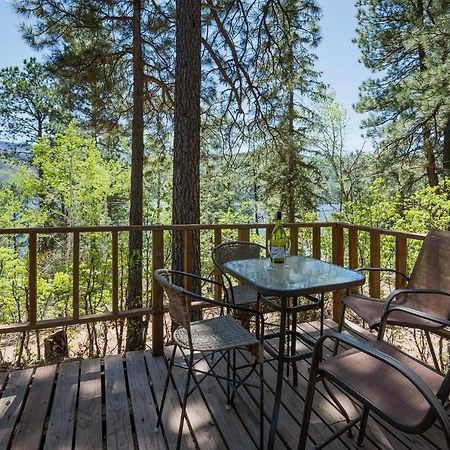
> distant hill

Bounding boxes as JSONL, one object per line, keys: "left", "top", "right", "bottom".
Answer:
{"left": 0, "top": 141, "right": 30, "bottom": 161}
{"left": 0, "top": 141, "right": 31, "bottom": 183}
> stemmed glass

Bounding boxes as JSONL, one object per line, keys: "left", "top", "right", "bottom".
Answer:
{"left": 268, "top": 238, "right": 291, "bottom": 269}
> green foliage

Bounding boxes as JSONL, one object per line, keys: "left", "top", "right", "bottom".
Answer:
{"left": 336, "top": 177, "right": 450, "bottom": 233}
{"left": 355, "top": 0, "right": 450, "bottom": 186}
{"left": 0, "top": 58, "right": 65, "bottom": 142}
{"left": 29, "top": 122, "right": 128, "bottom": 226}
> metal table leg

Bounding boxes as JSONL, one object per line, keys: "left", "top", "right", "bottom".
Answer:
{"left": 267, "top": 296, "right": 287, "bottom": 450}
{"left": 291, "top": 296, "right": 298, "bottom": 386}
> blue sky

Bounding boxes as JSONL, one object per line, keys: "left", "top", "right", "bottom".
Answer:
{"left": 0, "top": 0, "right": 371, "bottom": 150}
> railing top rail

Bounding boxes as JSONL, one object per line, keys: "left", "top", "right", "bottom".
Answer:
{"left": 0, "top": 222, "right": 333, "bottom": 235}
{"left": 341, "top": 223, "right": 426, "bottom": 240}
{"left": 0, "top": 221, "right": 426, "bottom": 240}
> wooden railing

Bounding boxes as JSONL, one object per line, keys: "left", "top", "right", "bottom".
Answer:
{"left": 0, "top": 222, "right": 425, "bottom": 356}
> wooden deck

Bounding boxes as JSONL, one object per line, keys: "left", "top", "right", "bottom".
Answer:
{"left": 0, "top": 320, "right": 447, "bottom": 450}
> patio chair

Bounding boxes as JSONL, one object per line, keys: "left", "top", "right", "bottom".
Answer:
{"left": 212, "top": 240, "right": 269, "bottom": 309}
{"left": 298, "top": 310, "right": 450, "bottom": 449}
{"left": 336, "top": 229, "right": 450, "bottom": 370}
{"left": 153, "top": 269, "right": 264, "bottom": 450}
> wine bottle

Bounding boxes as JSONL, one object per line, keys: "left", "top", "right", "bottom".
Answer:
{"left": 270, "top": 211, "right": 289, "bottom": 263}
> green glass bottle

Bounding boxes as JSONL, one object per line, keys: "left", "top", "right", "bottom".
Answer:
{"left": 270, "top": 211, "right": 289, "bottom": 263}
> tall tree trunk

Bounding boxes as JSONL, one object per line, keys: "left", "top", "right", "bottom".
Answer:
{"left": 287, "top": 89, "right": 295, "bottom": 223}
{"left": 126, "top": 0, "right": 145, "bottom": 351}
{"left": 172, "top": 0, "right": 201, "bottom": 298}
{"left": 418, "top": 0, "right": 439, "bottom": 187}
{"left": 443, "top": 117, "right": 450, "bottom": 177}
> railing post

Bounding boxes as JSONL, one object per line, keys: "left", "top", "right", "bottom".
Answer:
{"left": 183, "top": 229, "right": 193, "bottom": 292}
{"left": 395, "top": 235, "right": 408, "bottom": 288}
{"left": 290, "top": 225, "right": 299, "bottom": 256}
{"left": 73, "top": 231, "right": 80, "bottom": 321}
{"left": 332, "top": 224, "right": 344, "bottom": 322}
{"left": 238, "top": 227, "right": 250, "bottom": 242}
{"left": 28, "top": 232, "right": 37, "bottom": 327}
{"left": 348, "top": 228, "right": 358, "bottom": 269}
{"left": 370, "top": 231, "right": 381, "bottom": 298}
{"left": 111, "top": 231, "right": 119, "bottom": 316}
{"left": 152, "top": 230, "right": 164, "bottom": 356}
{"left": 214, "top": 228, "right": 222, "bottom": 301}
{"left": 312, "top": 226, "right": 321, "bottom": 259}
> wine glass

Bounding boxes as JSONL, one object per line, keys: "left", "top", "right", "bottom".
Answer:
{"left": 268, "top": 238, "right": 290, "bottom": 269}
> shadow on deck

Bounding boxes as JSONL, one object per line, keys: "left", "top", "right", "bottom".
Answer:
{"left": 0, "top": 320, "right": 446, "bottom": 449}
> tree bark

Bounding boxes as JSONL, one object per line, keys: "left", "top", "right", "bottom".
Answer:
{"left": 443, "top": 117, "right": 450, "bottom": 177}
{"left": 286, "top": 89, "right": 296, "bottom": 223}
{"left": 418, "top": 0, "right": 439, "bottom": 187}
{"left": 172, "top": 0, "right": 201, "bottom": 297}
{"left": 126, "top": 0, "right": 146, "bottom": 351}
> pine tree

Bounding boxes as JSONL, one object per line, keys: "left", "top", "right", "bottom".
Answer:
{"left": 355, "top": 0, "right": 450, "bottom": 188}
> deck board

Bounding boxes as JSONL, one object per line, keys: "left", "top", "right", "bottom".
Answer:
{"left": 11, "top": 365, "right": 57, "bottom": 450}
{"left": 167, "top": 347, "right": 227, "bottom": 450}
{"left": 105, "top": 355, "right": 134, "bottom": 450}
{"left": 0, "top": 319, "right": 446, "bottom": 449}
{"left": 126, "top": 351, "right": 165, "bottom": 450}
{"left": 74, "top": 359, "right": 103, "bottom": 450}
{"left": 0, "top": 368, "right": 33, "bottom": 448}
{"left": 145, "top": 349, "right": 197, "bottom": 449}
{"left": 44, "top": 361, "right": 80, "bottom": 450}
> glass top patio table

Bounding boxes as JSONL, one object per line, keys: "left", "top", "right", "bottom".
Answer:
{"left": 223, "top": 255, "right": 365, "bottom": 450}
{"left": 223, "top": 255, "right": 365, "bottom": 297}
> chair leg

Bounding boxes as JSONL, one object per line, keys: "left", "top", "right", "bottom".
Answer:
{"left": 333, "top": 302, "right": 347, "bottom": 356}
{"left": 155, "top": 344, "right": 177, "bottom": 431}
{"left": 259, "top": 354, "right": 264, "bottom": 450}
{"left": 322, "top": 379, "right": 353, "bottom": 438}
{"left": 230, "top": 348, "right": 237, "bottom": 406}
{"left": 425, "top": 330, "right": 441, "bottom": 372}
{"left": 226, "top": 349, "right": 231, "bottom": 410}
{"left": 297, "top": 371, "right": 318, "bottom": 450}
{"left": 176, "top": 351, "right": 194, "bottom": 450}
{"left": 357, "top": 406, "right": 369, "bottom": 446}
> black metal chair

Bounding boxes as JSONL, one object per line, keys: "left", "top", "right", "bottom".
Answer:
{"left": 336, "top": 230, "right": 450, "bottom": 370}
{"left": 154, "top": 269, "right": 265, "bottom": 450}
{"left": 298, "top": 308, "right": 450, "bottom": 449}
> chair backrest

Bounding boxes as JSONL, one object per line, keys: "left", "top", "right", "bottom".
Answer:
{"left": 212, "top": 241, "right": 267, "bottom": 277}
{"left": 154, "top": 269, "right": 191, "bottom": 332}
{"left": 407, "top": 230, "right": 450, "bottom": 318}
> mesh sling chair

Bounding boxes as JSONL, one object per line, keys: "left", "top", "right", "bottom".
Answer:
{"left": 154, "top": 269, "right": 265, "bottom": 450}
{"left": 336, "top": 230, "right": 450, "bottom": 370}
{"left": 298, "top": 310, "right": 450, "bottom": 449}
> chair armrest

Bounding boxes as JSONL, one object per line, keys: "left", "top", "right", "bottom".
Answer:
{"left": 186, "top": 290, "right": 264, "bottom": 322}
{"left": 311, "top": 332, "right": 448, "bottom": 426}
{"left": 356, "top": 267, "right": 410, "bottom": 281}
{"left": 381, "top": 305, "right": 450, "bottom": 330}
{"left": 383, "top": 288, "right": 450, "bottom": 313}
{"left": 344, "top": 267, "right": 409, "bottom": 297}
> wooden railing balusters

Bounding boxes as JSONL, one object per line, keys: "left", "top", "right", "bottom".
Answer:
{"left": 312, "top": 226, "right": 321, "bottom": 259}
{"left": 214, "top": 228, "right": 222, "bottom": 301}
{"left": 348, "top": 228, "right": 358, "bottom": 269}
{"left": 332, "top": 224, "right": 344, "bottom": 322}
{"left": 151, "top": 230, "right": 164, "bottom": 356}
{"left": 396, "top": 236, "right": 408, "bottom": 289}
{"left": 28, "top": 232, "right": 38, "bottom": 327}
{"left": 369, "top": 231, "right": 381, "bottom": 298}
{"left": 183, "top": 229, "right": 193, "bottom": 293}
{"left": 0, "top": 222, "right": 426, "bottom": 357}
{"left": 111, "top": 231, "right": 119, "bottom": 316}
{"left": 290, "top": 226, "right": 299, "bottom": 256}
{"left": 238, "top": 227, "right": 250, "bottom": 242}
{"left": 73, "top": 231, "right": 80, "bottom": 321}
